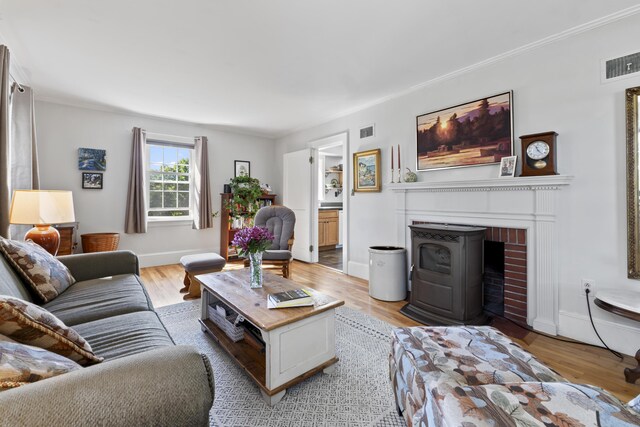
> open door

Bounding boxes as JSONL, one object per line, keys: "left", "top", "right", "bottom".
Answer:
{"left": 283, "top": 148, "right": 314, "bottom": 263}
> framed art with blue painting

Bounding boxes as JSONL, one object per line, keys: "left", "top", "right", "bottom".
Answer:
{"left": 353, "top": 148, "right": 381, "bottom": 192}
{"left": 78, "top": 148, "right": 106, "bottom": 171}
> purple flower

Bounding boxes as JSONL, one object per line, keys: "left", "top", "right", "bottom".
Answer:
{"left": 231, "top": 226, "right": 275, "bottom": 256}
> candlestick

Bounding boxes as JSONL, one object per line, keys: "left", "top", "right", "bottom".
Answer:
{"left": 390, "top": 147, "right": 395, "bottom": 183}
{"left": 397, "top": 144, "right": 401, "bottom": 169}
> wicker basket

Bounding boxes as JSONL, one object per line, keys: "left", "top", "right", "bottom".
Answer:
{"left": 81, "top": 233, "right": 120, "bottom": 253}
{"left": 207, "top": 303, "right": 245, "bottom": 342}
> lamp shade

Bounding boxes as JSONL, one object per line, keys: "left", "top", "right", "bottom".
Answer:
{"left": 9, "top": 190, "right": 75, "bottom": 225}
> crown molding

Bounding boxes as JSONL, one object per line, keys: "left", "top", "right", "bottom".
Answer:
{"left": 276, "top": 5, "right": 640, "bottom": 140}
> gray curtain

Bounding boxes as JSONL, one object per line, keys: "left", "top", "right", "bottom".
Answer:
{"left": 193, "top": 136, "right": 213, "bottom": 230}
{"left": 124, "top": 127, "right": 147, "bottom": 233}
{"left": 9, "top": 84, "right": 40, "bottom": 239}
{"left": 0, "top": 46, "right": 10, "bottom": 238}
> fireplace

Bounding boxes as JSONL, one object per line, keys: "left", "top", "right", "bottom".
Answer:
{"left": 401, "top": 224, "right": 488, "bottom": 325}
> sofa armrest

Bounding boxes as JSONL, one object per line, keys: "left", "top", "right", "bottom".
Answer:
{"left": 57, "top": 250, "right": 140, "bottom": 281}
{"left": 0, "top": 345, "right": 214, "bottom": 427}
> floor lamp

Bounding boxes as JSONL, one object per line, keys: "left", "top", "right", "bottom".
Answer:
{"left": 9, "top": 190, "right": 76, "bottom": 256}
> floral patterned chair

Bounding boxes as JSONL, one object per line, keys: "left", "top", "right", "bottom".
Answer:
{"left": 389, "top": 326, "right": 640, "bottom": 426}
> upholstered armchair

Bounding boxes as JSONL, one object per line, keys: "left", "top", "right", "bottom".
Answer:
{"left": 245, "top": 205, "right": 296, "bottom": 278}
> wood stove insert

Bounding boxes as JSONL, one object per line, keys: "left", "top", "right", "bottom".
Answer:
{"left": 401, "top": 224, "right": 488, "bottom": 325}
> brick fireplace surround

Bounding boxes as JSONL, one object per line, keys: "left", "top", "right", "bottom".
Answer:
{"left": 391, "top": 176, "right": 572, "bottom": 335}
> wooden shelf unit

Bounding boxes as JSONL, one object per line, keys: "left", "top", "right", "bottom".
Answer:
{"left": 220, "top": 193, "right": 277, "bottom": 260}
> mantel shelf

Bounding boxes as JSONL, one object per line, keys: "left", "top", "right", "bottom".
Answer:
{"left": 389, "top": 175, "right": 573, "bottom": 193}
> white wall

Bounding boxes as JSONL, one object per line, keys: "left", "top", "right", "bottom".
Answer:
{"left": 35, "top": 101, "right": 277, "bottom": 267}
{"left": 275, "top": 15, "right": 640, "bottom": 353}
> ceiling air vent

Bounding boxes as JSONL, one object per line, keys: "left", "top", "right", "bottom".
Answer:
{"left": 359, "top": 124, "right": 375, "bottom": 139}
{"left": 602, "top": 51, "right": 640, "bottom": 82}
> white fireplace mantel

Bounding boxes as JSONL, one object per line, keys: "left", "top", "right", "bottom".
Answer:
{"left": 392, "top": 175, "right": 573, "bottom": 335}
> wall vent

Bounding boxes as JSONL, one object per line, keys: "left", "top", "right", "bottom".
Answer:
{"left": 602, "top": 51, "right": 640, "bottom": 82}
{"left": 359, "top": 124, "right": 375, "bottom": 139}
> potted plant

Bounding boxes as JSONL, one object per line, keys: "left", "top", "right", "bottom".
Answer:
{"left": 227, "top": 175, "right": 262, "bottom": 222}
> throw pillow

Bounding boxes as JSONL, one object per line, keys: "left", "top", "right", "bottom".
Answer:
{"left": 0, "top": 237, "right": 76, "bottom": 303}
{"left": 0, "top": 295, "right": 102, "bottom": 366}
{"left": 630, "top": 394, "right": 640, "bottom": 415}
{"left": 0, "top": 333, "right": 82, "bottom": 390}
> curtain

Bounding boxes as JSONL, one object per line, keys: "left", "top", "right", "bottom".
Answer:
{"left": 193, "top": 136, "right": 213, "bottom": 230}
{"left": 124, "top": 127, "right": 147, "bottom": 233}
{"left": 9, "top": 84, "right": 40, "bottom": 239}
{"left": 0, "top": 46, "right": 10, "bottom": 238}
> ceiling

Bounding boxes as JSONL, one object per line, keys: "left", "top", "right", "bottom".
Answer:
{"left": 1, "top": 1, "right": 638, "bottom": 137}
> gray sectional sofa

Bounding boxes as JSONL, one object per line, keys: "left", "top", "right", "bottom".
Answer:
{"left": 0, "top": 250, "right": 214, "bottom": 426}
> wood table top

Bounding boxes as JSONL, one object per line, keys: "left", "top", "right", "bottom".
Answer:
{"left": 195, "top": 269, "right": 345, "bottom": 331}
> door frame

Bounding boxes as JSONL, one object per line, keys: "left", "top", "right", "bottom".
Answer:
{"left": 309, "top": 131, "right": 349, "bottom": 273}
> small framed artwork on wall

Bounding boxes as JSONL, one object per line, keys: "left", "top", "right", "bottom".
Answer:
{"left": 234, "top": 160, "right": 250, "bottom": 177}
{"left": 78, "top": 148, "right": 106, "bottom": 171}
{"left": 353, "top": 149, "right": 381, "bottom": 192}
{"left": 82, "top": 172, "right": 103, "bottom": 189}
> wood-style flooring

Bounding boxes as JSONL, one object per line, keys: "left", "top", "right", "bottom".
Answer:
{"left": 140, "top": 260, "right": 640, "bottom": 402}
{"left": 318, "top": 247, "right": 343, "bottom": 271}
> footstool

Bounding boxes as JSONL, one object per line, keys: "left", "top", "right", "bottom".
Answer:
{"left": 179, "top": 253, "right": 226, "bottom": 300}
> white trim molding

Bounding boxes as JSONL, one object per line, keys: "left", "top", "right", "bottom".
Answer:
{"left": 392, "top": 175, "right": 573, "bottom": 335}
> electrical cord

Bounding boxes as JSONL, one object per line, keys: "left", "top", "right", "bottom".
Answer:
{"left": 584, "top": 288, "right": 623, "bottom": 360}
{"left": 484, "top": 303, "right": 623, "bottom": 357}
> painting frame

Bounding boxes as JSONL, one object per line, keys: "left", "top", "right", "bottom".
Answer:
{"left": 78, "top": 148, "right": 106, "bottom": 171}
{"left": 498, "top": 155, "right": 517, "bottom": 178}
{"left": 234, "top": 160, "right": 251, "bottom": 177}
{"left": 416, "top": 91, "right": 513, "bottom": 171}
{"left": 82, "top": 172, "right": 103, "bottom": 189}
{"left": 353, "top": 149, "right": 381, "bottom": 192}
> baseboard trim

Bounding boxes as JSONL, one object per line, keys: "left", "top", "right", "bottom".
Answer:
{"left": 347, "top": 261, "right": 368, "bottom": 281}
{"left": 558, "top": 310, "right": 640, "bottom": 357}
{"left": 138, "top": 248, "right": 214, "bottom": 268}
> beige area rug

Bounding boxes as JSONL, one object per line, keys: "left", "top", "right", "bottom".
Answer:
{"left": 157, "top": 300, "right": 406, "bottom": 427}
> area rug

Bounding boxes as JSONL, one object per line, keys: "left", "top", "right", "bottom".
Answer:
{"left": 157, "top": 301, "right": 406, "bottom": 427}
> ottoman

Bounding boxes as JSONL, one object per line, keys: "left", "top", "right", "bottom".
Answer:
{"left": 389, "top": 326, "right": 565, "bottom": 426}
{"left": 179, "top": 253, "right": 226, "bottom": 300}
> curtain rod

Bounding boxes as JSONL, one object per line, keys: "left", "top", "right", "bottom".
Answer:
{"left": 9, "top": 73, "right": 24, "bottom": 93}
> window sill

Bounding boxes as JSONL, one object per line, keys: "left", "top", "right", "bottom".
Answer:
{"left": 148, "top": 217, "right": 193, "bottom": 227}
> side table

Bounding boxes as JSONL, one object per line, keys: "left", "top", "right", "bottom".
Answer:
{"left": 594, "top": 290, "right": 640, "bottom": 383}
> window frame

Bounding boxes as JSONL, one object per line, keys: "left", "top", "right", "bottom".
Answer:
{"left": 145, "top": 134, "right": 195, "bottom": 222}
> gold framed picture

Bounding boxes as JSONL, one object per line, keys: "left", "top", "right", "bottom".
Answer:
{"left": 353, "top": 149, "right": 381, "bottom": 192}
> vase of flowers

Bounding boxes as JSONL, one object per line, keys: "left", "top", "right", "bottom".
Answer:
{"left": 231, "top": 226, "right": 275, "bottom": 288}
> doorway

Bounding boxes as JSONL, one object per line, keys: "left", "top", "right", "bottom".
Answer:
{"left": 313, "top": 133, "right": 348, "bottom": 272}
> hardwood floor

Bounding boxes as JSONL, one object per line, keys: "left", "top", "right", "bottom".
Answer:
{"left": 141, "top": 260, "right": 640, "bottom": 402}
{"left": 318, "top": 247, "right": 343, "bottom": 271}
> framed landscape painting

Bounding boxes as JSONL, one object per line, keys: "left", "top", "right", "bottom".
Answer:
{"left": 353, "top": 149, "right": 381, "bottom": 192}
{"left": 78, "top": 148, "right": 106, "bottom": 171}
{"left": 416, "top": 91, "right": 513, "bottom": 171}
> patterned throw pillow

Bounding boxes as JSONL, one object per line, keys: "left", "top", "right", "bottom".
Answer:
{"left": 0, "top": 333, "right": 82, "bottom": 390}
{"left": 0, "top": 237, "right": 76, "bottom": 303}
{"left": 630, "top": 394, "right": 640, "bottom": 415}
{"left": 0, "top": 296, "right": 102, "bottom": 366}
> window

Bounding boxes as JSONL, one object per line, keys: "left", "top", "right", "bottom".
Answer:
{"left": 147, "top": 143, "right": 193, "bottom": 219}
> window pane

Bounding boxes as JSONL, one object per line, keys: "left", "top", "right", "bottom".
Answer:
{"left": 150, "top": 162, "right": 162, "bottom": 172}
{"left": 150, "top": 182, "right": 162, "bottom": 191}
{"left": 178, "top": 192, "right": 189, "bottom": 208}
{"left": 150, "top": 173, "right": 163, "bottom": 181}
{"left": 178, "top": 148, "right": 190, "bottom": 163}
{"left": 178, "top": 174, "right": 189, "bottom": 182}
{"left": 164, "top": 173, "right": 177, "bottom": 182}
{"left": 149, "top": 191, "right": 162, "bottom": 208}
{"left": 177, "top": 164, "right": 189, "bottom": 174}
{"left": 163, "top": 147, "right": 177, "bottom": 165}
{"left": 149, "top": 146, "right": 163, "bottom": 164}
{"left": 163, "top": 192, "right": 177, "bottom": 208}
{"left": 163, "top": 183, "right": 177, "bottom": 191}
{"left": 178, "top": 183, "right": 189, "bottom": 191}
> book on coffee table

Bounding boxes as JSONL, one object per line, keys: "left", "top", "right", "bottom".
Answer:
{"left": 267, "top": 288, "right": 314, "bottom": 309}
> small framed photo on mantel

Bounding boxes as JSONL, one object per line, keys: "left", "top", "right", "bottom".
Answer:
{"left": 82, "top": 172, "right": 103, "bottom": 189}
{"left": 498, "top": 156, "right": 517, "bottom": 178}
{"left": 234, "top": 160, "right": 250, "bottom": 177}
